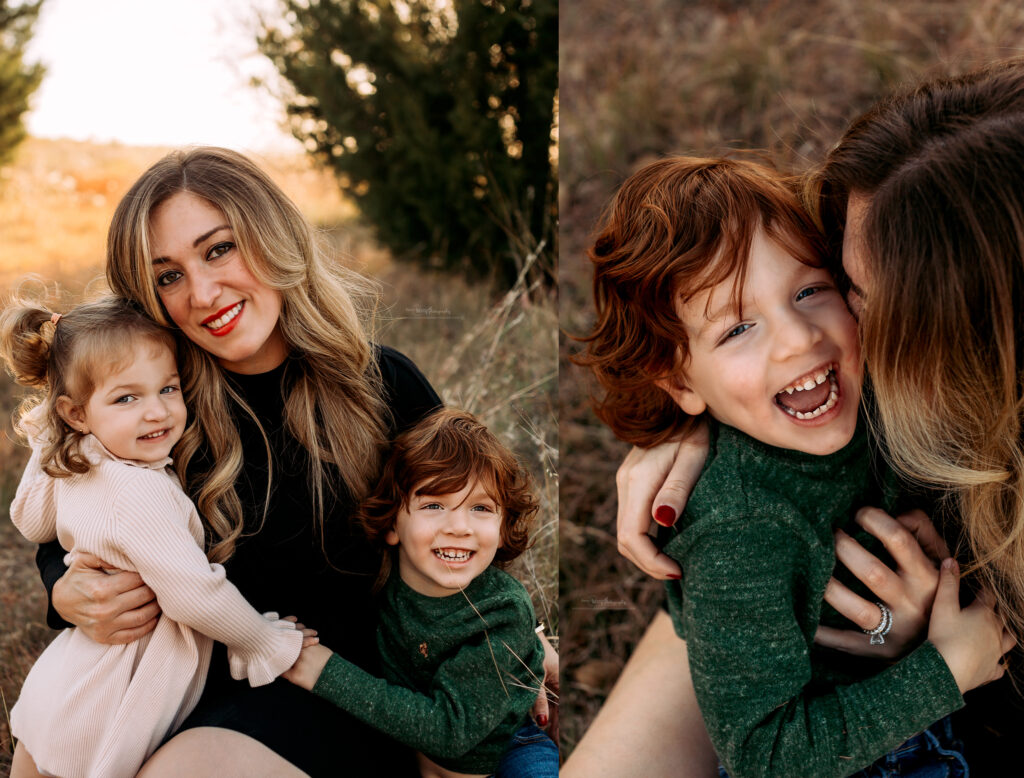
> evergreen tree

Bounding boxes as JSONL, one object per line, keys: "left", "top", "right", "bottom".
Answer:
{"left": 259, "top": 0, "right": 556, "bottom": 286}
{"left": 0, "top": 0, "right": 44, "bottom": 167}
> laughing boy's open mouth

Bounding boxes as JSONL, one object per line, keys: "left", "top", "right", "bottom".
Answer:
{"left": 775, "top": 364, "right": 839, "bottom": 420}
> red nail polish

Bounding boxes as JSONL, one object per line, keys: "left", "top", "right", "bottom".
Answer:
{"left": 654, "top": 505, "right": 677, "bottom": 526}
{"left": 666, "top": 573, "right": 682, "bottom": 580}
{"left": 537, "top": 714, "right": 548, "bottom": 727}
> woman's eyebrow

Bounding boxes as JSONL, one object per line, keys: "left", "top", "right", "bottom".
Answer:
{"left": 151, "top": 225, "right": 232, "bottom": 266}
{"left": 192, "top": 225, "right": 231, "bottom": 248}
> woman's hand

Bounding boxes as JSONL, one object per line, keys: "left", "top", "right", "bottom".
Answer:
{"left": 51, "top": 551, "right": 160, "bottom": 644}
{"left": 532, "top": 631, "right": 559, "bottom": 740}
{"left": 930, "top": 559, "right": 1016, "bottom": 694}
{"left": 815, "top": 508, "right": 947, "bottom": 658}
{"left": 615, "top": 424, "right": 709, "bottom": 580}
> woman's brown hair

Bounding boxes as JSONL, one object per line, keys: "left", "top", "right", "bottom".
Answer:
{"left": 809, "top": 57, "right": 1024, "bottom": 641}
{"left": 357, "top": 408, "right": 539, "bottom": 591}
{"left": 576, "top": 156, "right": 825, "bottom": 447}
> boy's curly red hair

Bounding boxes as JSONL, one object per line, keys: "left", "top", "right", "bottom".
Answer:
{"left": 575, "top": 156, "right": 826, "bottom": 447}
{"left": 357, "top": 408, "right": 539, "bottom": 590}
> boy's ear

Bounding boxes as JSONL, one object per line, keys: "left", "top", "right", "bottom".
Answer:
{"left": 385, "top": 528, "right": 400, "bottom": 546}
{"left": 55, "top": 395, "right": 89, "bottom": 434}
{"left": 654, "top": 376, "right": 707, "bottom": 417}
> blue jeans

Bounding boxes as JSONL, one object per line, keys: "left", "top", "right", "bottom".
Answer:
{"left": 494, "top": 722, "right": 559, "bottom": 778}
{"left": 718, "top": 716, "right": 967, "bottom": 778}
{"left": 849, "top": 717, "right": 968, "bottom": 778}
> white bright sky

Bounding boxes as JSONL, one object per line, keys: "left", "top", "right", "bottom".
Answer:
{"left": 24, "top": 0, "right": 303, "bottom": 152}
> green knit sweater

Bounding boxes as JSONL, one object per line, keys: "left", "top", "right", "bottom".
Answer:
{"left": 663, "top": 421, "right": 964, "bottom": 778}
{"left": 312, "top": 566, "right": 545, "bottom": 774}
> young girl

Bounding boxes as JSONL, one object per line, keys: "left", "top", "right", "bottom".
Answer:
{"left": 1, "top": 296, "right": 305, "bottom": 778}
{"left": 578, "top": 156, "right": 1013, "bottom": 776}
{"left": 283, "top": 408, "right": 558, "bottom": 778}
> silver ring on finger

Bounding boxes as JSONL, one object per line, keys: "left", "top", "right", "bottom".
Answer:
{"left": 864, "top": 602, "right": 893, "bottom": 645}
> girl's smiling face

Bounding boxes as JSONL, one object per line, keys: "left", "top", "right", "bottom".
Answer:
{"left": 149, "top": 191, "right": 288, "bottom": 375}
{"left": 386, "top": 479, "right": 503, "bottom": 597}
{"left": 665, "top": 227, "right": 863, "bottom": 456}
{"left": 59, "top": 339, "right": 186, "bottom": 463}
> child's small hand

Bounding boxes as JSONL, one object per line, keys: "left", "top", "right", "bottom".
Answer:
{"left": 929, "top": 558, "right": 1016, "bottom": 694}
{"left": 280, "top": 615, "right": 319, "bottom": 647}
{"left": 282, "top": 642, "right": 333, "bottom": 691}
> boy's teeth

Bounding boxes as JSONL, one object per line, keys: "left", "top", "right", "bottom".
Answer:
{"left": 782, "top": 364, "right": 835, "bottom": 394}
{"left": 434, "top": 549, "right": 473, "bottom": 562}
{"left": 781, "top": 374, "right": 839, "bottom": 419}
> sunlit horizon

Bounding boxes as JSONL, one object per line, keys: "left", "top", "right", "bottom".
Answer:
{"left": 23, "top": 0, "right": 302, "bottom": 153}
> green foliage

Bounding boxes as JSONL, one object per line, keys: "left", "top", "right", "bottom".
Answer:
{"left": 0, "top": 1, "right": 44, "bottom": 168}
{"left": 259, "top": 0, "right": 556, "bottom": 288}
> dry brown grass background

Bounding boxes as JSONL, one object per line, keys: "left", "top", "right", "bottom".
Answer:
{"left": 559, "top": 0, "right": 1024, "bottom": 756}
{"left": 0, "top": 138, "right": 557, "bottom": 770}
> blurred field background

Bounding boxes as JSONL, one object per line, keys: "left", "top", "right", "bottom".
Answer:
{"left": 559, "top": 0, "right": 1024, "bottom": 756}
{"left": 0, "top": 138, "right": 557, "bottom": 768}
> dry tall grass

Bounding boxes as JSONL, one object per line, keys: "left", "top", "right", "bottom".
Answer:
{"left": 559, "top": 0, "right": 1024, "bottom": 755}
{"left": 0, "top": 139, "right": 557, "bottom": 770}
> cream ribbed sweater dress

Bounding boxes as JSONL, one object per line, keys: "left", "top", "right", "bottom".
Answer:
{"left": 9, "top": 429, "right": 303, "bottom": 778}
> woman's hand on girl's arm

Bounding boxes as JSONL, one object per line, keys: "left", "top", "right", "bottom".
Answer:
{"left": 615, "top": 423, "right": 709, "bottom": 579}
{"left": 815, "top": 507, "right": 945, "bottom": 659}
{"left": 51, "top": 551, "right": 160, "bottom": 644}
{"left": 929, "top": 558, "right": 1016, "bottom": 694}
{"left": 531, "top": 631, "right": 558, "bottom": 739}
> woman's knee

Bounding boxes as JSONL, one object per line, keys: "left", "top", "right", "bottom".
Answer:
{"left": 137, "top": 727, "right": 310, "bottom": 778}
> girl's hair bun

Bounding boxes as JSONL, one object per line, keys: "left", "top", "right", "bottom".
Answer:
{"left": 0, "top": 302, "right": 58, "bottom": 388}
{"left": 1, "top": 293, "right": 177, "bottom": 478}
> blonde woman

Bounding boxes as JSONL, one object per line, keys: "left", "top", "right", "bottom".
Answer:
{"left": 568, "top": 59, "right": 1024, "bottom": 776}
{"left": 29, "top": 148, "right": 553, "bottom": 776}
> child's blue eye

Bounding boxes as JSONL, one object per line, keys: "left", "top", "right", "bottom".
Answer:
{"left": 160, "top": 385, "right": 180, "bottom": 395}
{"left": 470, "top": 504, "right": 496, "bottom": 513}
{"left": 796, "top": 285, "right": 827, "bottom": 301}
{"left": 423, "top": 502, "right": 443, "bottom": 510}
{"left": 114, "top": 395, "right": 136, "bottom": 404}
{"left": 724, "top": 323, "right": 752, "bottom": 340}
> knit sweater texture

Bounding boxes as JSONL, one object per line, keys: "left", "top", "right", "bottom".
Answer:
{"left": 312, "top": 566, "right": 545, "bottom": 774}
{"left": 663, "top": 421, "right": 963, "bottom": 778}
{"left": 10, "top": 415, "right": 302, "bottom": 778}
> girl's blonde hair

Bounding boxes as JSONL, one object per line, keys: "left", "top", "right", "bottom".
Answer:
{"left": 105, "top": 147, "right": 389, "bottom": 564}
{"left": 810, "top": 57, "right": 1024, "bottom": 642}
{"left": 0, "top": 295, "right": 177, "bottom": 476}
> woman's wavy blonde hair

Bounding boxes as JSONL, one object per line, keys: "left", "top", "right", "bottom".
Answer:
{"left": 106, "top": 147, "right": 389, "bottom": 564}
{"left": 810, "top": 58, "right": 1024, "bottom": 641}
{"left": 0, "top": 295, "right": 177, "bottom": 475}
